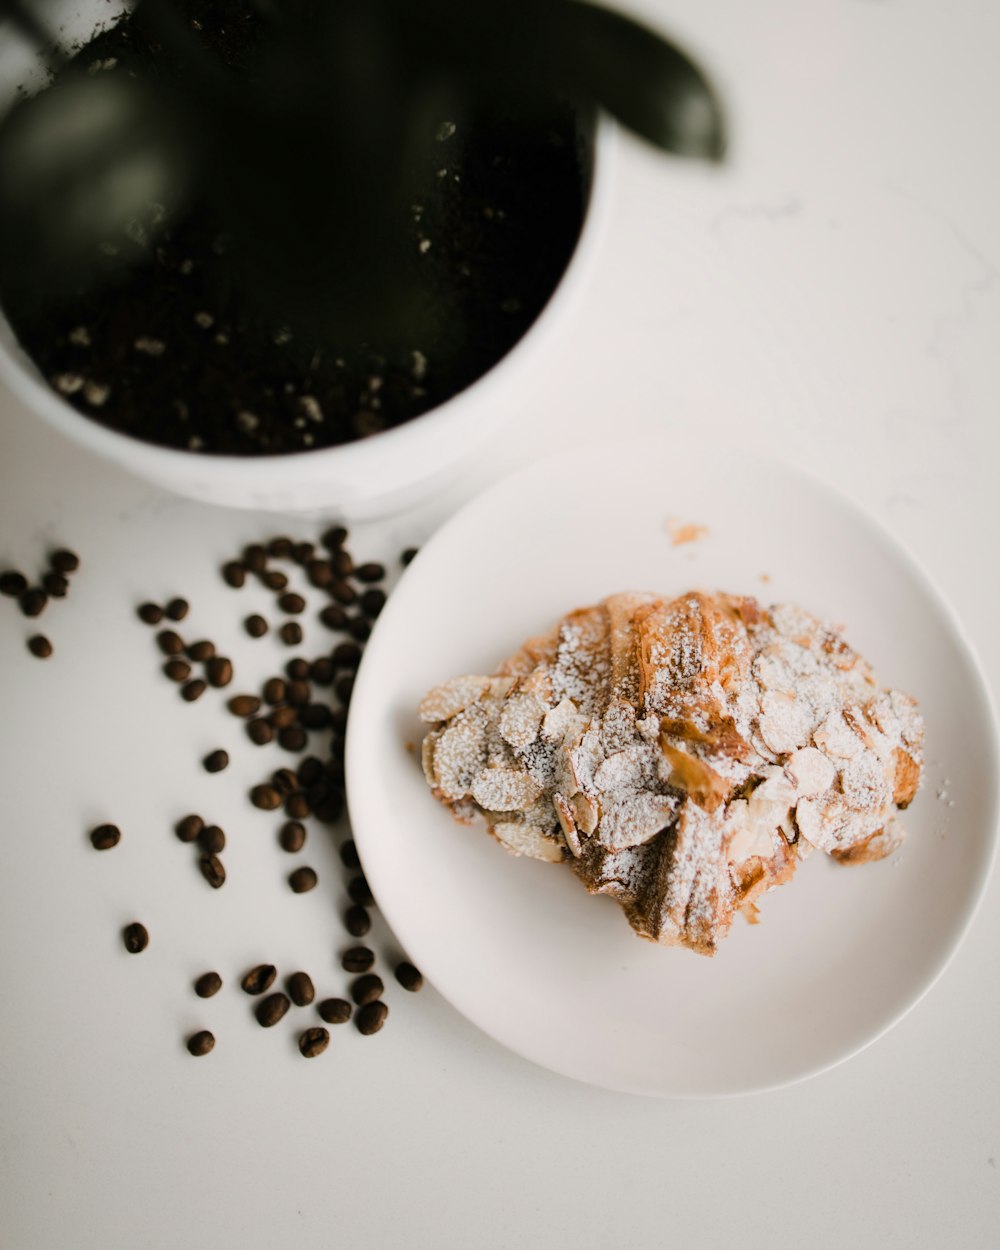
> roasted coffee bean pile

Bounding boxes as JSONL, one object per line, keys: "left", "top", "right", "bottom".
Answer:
{"left": 2, "top": 546, "right": 81, "bottom": 659}
{"left": 92, "top": 529, "right": 425, "bottom": 1057}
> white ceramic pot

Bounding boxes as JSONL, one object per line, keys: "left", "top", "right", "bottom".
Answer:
{"left": 0, "top": 3, "right": 615, "bottom": 517}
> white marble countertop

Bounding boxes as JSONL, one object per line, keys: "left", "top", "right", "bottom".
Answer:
{"left": 1, "top": 1, "right": 998, "bottom": 1246}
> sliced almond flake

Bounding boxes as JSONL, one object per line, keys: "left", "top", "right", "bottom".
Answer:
{"left": 471, "top": 767, "right": 544, "bottom": 812}
{"left": 418, "top": 675, "right": 492, "bottom": 723}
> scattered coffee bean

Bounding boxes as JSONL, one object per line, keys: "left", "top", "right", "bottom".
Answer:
{"left": 175, "top": 813, "right": 203, "bottom": 843}
{"left": 297, "top": 757, "right": 323, "bottom": 787}
{"left": 279, "top": 821, "right": 306, "bottom": 853}
{"left": 335, "top": 674, "right": 355, "bottom": 704}
{"left": 321, "top": 525, "right": 348, "bottom": 550}
{"left": 194, "top": 971, "right": 223, "bottom": 998}
{"left": 164, "top": 658, "right": 192, "bottom": 682}
{"left": 241, "top": 964, "right": 277, "bottom": 995}
{"left": 317, "top": 998, "right": 352, "bottom": 1024}
{"left": 314, "top": 791, "right": 344, "bottom": 823}
{"left": 277, "top": 592, "right": 306, "bottom": 615}
{"left": 348, "top": 875, "right": 374, "bottom": 907}
{"left": 165, "top": 597, "right": 189, "bottom": 621}
{"left": 331, "top": 707, "right": 349, "bottom": 734}
{"left": 331, "top": 641, "right": 362, "bottom": 669}
{"left": 262, "top": 677, "right": 286, "bottom": 704}
{"left": 137, "top": 601, "right": 164, "bottom": 624}
{"left": 0, "top": 570, "right": 27, "bottom": 596}
{"left": 287, "top": 971, "right": 315, "bottom": 1007}
{"left": 187, "top": 639, "right": 215, "bottom": 662}
{"left": 228, "top": 693, "right": 261, "bottom": 717}
{"left": 342, "top": 946, "right": 374, "bottom": 974}
{"left": 309, "top": 656, "right": 334, "bottom": 685}
{"left": 156, "top": 629, "right": 185, "bottom": 655}
{"left": 261, "top": 568, "right": 288, "bottom": 591}
{"left": 247, "top": 718, "right": 273, "bottom": 745}
{"left": 351, "top": 974, "right": 384, "bottom": 1006}
{"left": 400, "top": 547, "right": 419, "bottom": 566}
{"left": 268, "top": 536, "right": 293, "bottom": 558}
{"left": 27, "top": 634, "right": 52, "bottom": 659}
{"left": 332, "top": 549, "right": 353, "bottom": 577}
{"left": 279, "top": 622, "right": 303, "bottom": 646}
{"left": 299, "top": 1026, "right": 329, "bottom": 1057}
{"left": 199, "top": 853, "right": 226, "bottom": 888}
{"left": 320, "top": 603, "right": 348, "bottom": 629}
{"left": 292, "top": 541, "right": 315, "bottom": 565}
{"left": 359, "top": 588, "right": 386, "bottom": 619}
{"left": 354, "top": 561, "right": 385, "bottom": 584}
{"left": 347, "top": 616, "right": 371, "bottom": 643}
{"left": 42, "top": 571, "right": 69, "bottom": 597}
{"left": 20, "top": 588, "right": 48, "bottom": 618}
{"left": 285, "top": 791, "right": 310, "bottom": 820}
{"left": 206, "top": 656, "right": 233, "bottom": 687}
{"left": 339, "top": 840, "right": 361, "bottom": 870}
{"left": 187, "top": 1030, "right": 215, "bottom": 1056}
{"left": 272, "top": 768, "right": 298, "bottom": 796}
{"left": 203, "top": 749, "right": 229, "bottom": 774}
{"left": 122, "top": 921, "right": 149, "bottom": 953}
{"left": 181, "top": 679, "right": 207, "bottom": 702}
{"left": 242, "top": 544, "right": 267, "bottom": 573}
{"left": 355, "top": 1001, "right": 388, "bottom": 1035}
{"left": 345, "top": 905, "right": 370, "bottom": 937}
{"left": 286, "top": 678, "right": 310, "bottom": 705}
{"left": 278, "top": 726, "right": 307, "bottom": 752}
{"left": 244, "top": 613, "right": 268, "bottom": 638}
{"left": 329, "top": 579, "right": 357, "bottom": 605}
{"left": 250, "top": 784, "right": 282, "bottom": 811}
{"left": 90, "top": 823, "right": 121, "bottom": 850}
{"left": 199, "top": 824, "right": 226, "bottom": 854}
{"left": 222, "top": 561, "right": 246, "bottom": 588}
{"left": 50, "top": 548, "right": 79, "bottom": 574}
{"left": 255, "top": 992, "right": 290, "bottom": 1027}
{"left": 395, "top": 962, "right": 424, "bottom": 992}
{"left": 289, "top": 866, "right": 318, "bottom": 893}
{"left": 306, "top": 559, "right": 333, "bottom": 589}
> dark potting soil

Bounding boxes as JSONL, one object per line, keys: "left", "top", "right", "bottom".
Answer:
{"left": 1, "top": 0, "right": 587, "bottom": 455}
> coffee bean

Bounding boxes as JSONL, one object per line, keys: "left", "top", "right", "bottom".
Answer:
{"left": 331, "top": 707, "right": 349, "bottom": 733}
{"left": 186, "top": 1030, "right": 215, "bottom": 1056}
{"left": 279, "top": 622, "right": 303, "bottom": 646}
{"left": 228, "top": 693, "right": 261, "bottom": 717}
{"left": 306, "top": 559, "right": 333, "bottom": 589}
{"left": 187, "top": 639, "right": 215, "bottom": 662}
{"left": 262, "top": 677, "right": 286, "bottom": 704}
{"left": 287, "top": 971, "right": 315, "bottom": 1007}
{"left": 199, "top": 854, "right": 226, "bottom": 888}
{"left": 347, "top": 616, "right": 371, "bottom": 643}
{"left": 326, "top": 757, "right": 345, "bottom": 785}
{"left": 278, "top": 726, "right": 307, "bottom": 753}
{"left": 395, "top": 962, "right": 424, "bottom": 992}
{"left": 181, "top": 680, "right": 207, "bottom": 702}
{"left": 400, "top": 547, "right": 419, "bottom": 566}
{"left": 339, "top": 840, "right": 361, "bottom": 870}
{"left": 321, "top": 525, "right": 348, "bottom": 551}
{"left": 335, "top": 674, "right": 355, "bottom": 704}
{"left": 278, "top": 592, "right": 306, "bottom": 615}
{"left": 348, "top": 875, "right": 374, "bottom": 907}
{"left": 261, "top": 569, "right": 288, "bottom": 592}
{"left": 244, "top": 613, "right": 268, "bottom": 638}
{"left": 345, "top": 905, "right": 370, "bottom": 937}
{"left": 331, "top": 549, "right": 353, "bottom": 577}
{"left": 286, "top": 678, "right": 311, "bottom": 705}
{"left": 137, "top": 602, "right": 164, "bottom": 624}
{"left": 359, "top": 588, "right": 386, "bottom": 619}
{"left": 354, "top": 562, "right": 384, "bottom": 584}
{"left": 27, "top": 634, "right": 52, "bottom": 659}
{"left": 20, "top": 588, "right": 48, "bottom": 618}
{"left": 309, "top": 657, "right": 334, "bottom": 685}
{"left": 331, "top": 641, "right": 362, "bottom": 669}
{"left": 289, "top": 866, "right": 318, "bottom": 893}
{"left": 351, "top": 974, "right": 384, "bottom": 1006}
{"left": 271, "top": 767, "right": 298, "bottom": 795}
{"left": 330, "top": 579, "right": 357, "bottom": 605}
{"left": 50, "top": 549, "right": 79, "bottom": 574}
{"left": 285, "top": 791, "right": 310, "bottom": 820}
{"left": 297, "top": 757, "right": 323, "bottom": 787}
{"left": 42, "top": 571, "right": 69, "bottom": 598}
{"left": 247, "top": 718, "right": 273, "bottom": 745}
{"left": 165, "top": 597, "right": 189, "bottom": 621}
{"left": 203, "top": 749, "right": 229, "bottom": 774}
{"left": 206, "top": 656, "right": 233, "bottom": 688}
{"left": 255, "top": 992, "right": 290, "bottom": 1027}
{"left": 299, "top": 1026, "right": 329, "bottom": 1057}
{"left": 251, "top": 785, "right": 282, "bottom": 810}
{"left": 320, "top": 604, "right": 348, "bottom": 629}
{"left": 194, "top": 971, "right": 222, "bottom": 998}
{"left": 301, "top": 703, "right": 333, "bottom": 732}
{"left": 0, "top": 570, "right": 27, "bottom": 596}
{"left": 243, "top": 544, "right": 267, "bottom": 573}
{"left": 268, "top": 536, "right": 293, "bottom": 558}
{"left": 90, "top": 823, "right": 121, "bottom": 850}
{"left": 284, "top": 655, "right": 309, "bottom": 679}
{"left": 314, "top": 791, "right": 344, "bottom": 823}
{"left": 199, "top": 824, "right": 225, "bottom": 854}
{"left": 164, "top": 658, "right": 192, "bottom": 682}
{"left": 279, "top": 821, "right": 306, "bottom": 852}
{"left": 292, "top": 541, "right": 315, "bottom": 565}
{"left": 317, "top": 998, "right": 352, "bottom": 1024}
{"left": 122, "top": 922, "right": 149, "bottom": 953}
{"left": 342, "top": 946, "right": 374, "bottom": 973}
{"left": 241, "top": 964, "right": 277, "bottom": 995}
{"left": 175, "top": 813, "right": 203, "bottom": 843}
{"left": 269, "top": 706, "right": 298, "bottom": 729}
{"left": 157, "top": 629, "right": 184, "bottom": 655}
{"left": 355, "top": 1001, "right": 388, "bottom": 1035}
{"left": 222, "top": 561, "right": 246, "bottom": 588}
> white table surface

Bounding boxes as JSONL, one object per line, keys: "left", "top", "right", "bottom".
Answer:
{"left": 2, "top": 1, "right": 999, "bottom": 1246}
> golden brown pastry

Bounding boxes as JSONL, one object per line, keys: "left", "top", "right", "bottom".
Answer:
{"left": 419, "top": 591, "right": 924, "bottom": 955}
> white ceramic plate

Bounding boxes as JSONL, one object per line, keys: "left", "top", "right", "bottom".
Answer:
{"left": 346, "top": 443, "right": 999, "bottom": 1097}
